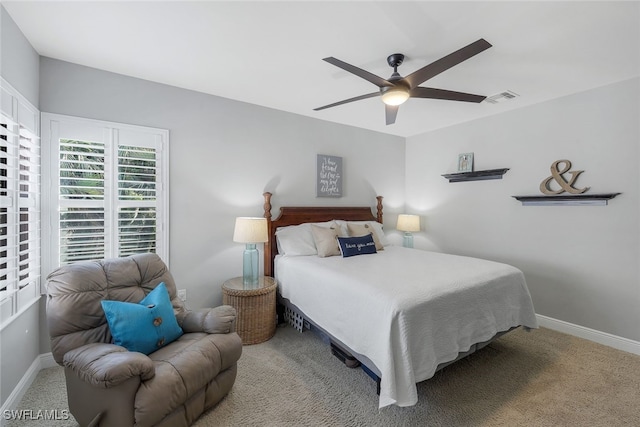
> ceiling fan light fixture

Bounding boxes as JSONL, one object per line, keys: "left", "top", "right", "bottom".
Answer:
{"left": 315, "top": 39, "right": 492, "bottom": 124}
{"left": 381, "top": 87, "right": 410, "bottom": 106}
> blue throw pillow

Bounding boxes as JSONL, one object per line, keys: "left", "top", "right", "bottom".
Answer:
{"left": 101, "top": 282, "right": 183, "bottom": 355}
{"left": 337, "top": 234, "right": 378, "bottom": 258}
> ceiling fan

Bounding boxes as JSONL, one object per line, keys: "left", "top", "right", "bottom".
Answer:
{"left": 314, "top": 38, "right": 492, "bottom": 125}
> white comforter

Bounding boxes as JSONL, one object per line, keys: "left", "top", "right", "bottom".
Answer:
{"left": 275, "top": 246, "right": 538, "bottom": 408}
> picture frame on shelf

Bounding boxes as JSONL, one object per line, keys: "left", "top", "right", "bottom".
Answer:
{"left": 457, "top": 153, "right": 474, "bottom": 173}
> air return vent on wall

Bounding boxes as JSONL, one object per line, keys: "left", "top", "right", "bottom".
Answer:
{"left": 484, "top": 90, "right": 519, "bottom": 104}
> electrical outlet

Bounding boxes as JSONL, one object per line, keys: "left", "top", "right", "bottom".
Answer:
{"left": 177, "top": 289, "right": 187, "bottom": 302}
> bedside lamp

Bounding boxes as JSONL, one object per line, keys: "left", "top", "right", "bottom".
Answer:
{"left": 396, "top": 214, "right": 420, "bottom": 248}
{"left": 233, "top": 217, "right": 268, "bottom": 286}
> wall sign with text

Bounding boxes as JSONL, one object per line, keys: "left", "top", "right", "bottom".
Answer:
{"left": 316, "top": 154, "right": 342, "bottom": 197}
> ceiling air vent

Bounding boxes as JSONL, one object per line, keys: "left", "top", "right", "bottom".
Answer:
{"left": 484, "top": 90, "right": 519, "bottom": 104}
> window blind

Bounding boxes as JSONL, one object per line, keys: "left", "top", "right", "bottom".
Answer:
{"left": 17, "top": 125, "right": 41, "bottom": 296}
{"left": 0, "top": 83, "right": 41, "bottom": 327}
{"left": 118, "top": 145, "right": 158, "bottom": 256}
{"left": 42, "top": 114, "right": 168, "bottom": 274}
{"left": 58, "top": 139, "right": 106, "bottom": 263}
{"left": 0, "top": 119, "right": 16, "bottom": 304}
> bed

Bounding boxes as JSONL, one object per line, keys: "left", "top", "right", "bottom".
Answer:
{"left": 262, "top": 192, "right": 538, "bottom": 409}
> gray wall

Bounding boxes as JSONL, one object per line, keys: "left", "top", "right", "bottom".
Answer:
{"left": 0, "top": 5, "right": 38, "bottom": 107}
{"left": 0, "top": 5, "right": 41, "bottom": 406}
{"left": 38, "top": 57, "right": 407, "bottom": 351}
{"left": 406, "top": 77, "right": 640, "bottom": 342}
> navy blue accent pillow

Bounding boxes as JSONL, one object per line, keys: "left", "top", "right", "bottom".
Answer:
{"left": 337, "top": 234, "right": 378, "bottom": 258}
{"left": 101, "top": 282, "right": 183, "bottom": 355}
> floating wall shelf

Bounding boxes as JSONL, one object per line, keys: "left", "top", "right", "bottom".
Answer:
{"left": 442, "top": 168, "right": 510, "bottom": 183}
{"left": 512, "top": 193, "right": 621, "bottom": 206}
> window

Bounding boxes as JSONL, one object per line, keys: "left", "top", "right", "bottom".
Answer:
{"left": 0, "top": 79, "right": 41, "bottom": 328}
{"left": 41, "top": 114, "right": 169, "bottom": 277}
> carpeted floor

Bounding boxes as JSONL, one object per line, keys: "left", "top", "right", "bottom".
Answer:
{"left": 7, "top": 325, "right": 640, "bottom": 426}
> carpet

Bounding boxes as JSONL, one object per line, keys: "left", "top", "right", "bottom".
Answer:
{"left": 6, "top": 325, "right": 640, "bottom": 426}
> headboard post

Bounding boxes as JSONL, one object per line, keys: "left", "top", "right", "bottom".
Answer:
{"left": 263, "top": 192, "right": 272, "bottom": 222}
{"left": 263, "top": 192, "right": 274, "bottom": 277}
{"left": 376, "top": 196, "right": 384, "bottom": 223}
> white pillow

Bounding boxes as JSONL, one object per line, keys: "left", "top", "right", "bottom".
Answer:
{"left": 311, "top": 224, "right": 341, "bottom": 257}
{"left": 336, "top": 220, "right": 389, "bottom": 247}
{"left": 346, "top": 222, "right": 384, "bottom": 251}
{"left": 275, "top": 221, "right": 337, "bottom": 256}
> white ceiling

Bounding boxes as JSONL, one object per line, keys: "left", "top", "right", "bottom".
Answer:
{"left": 4, "top": 1, "right": 639, "bottom": 137}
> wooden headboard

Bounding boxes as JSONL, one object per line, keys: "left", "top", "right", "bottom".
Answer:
{"left": 262, "top": 192, "right": 383, "bottom": 277}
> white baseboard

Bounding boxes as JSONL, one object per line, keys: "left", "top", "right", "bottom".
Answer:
{"left": 536, "top": 314, "right": 640, "bottom": 355}
{"left": 0, "top": 353, "right": 57, "bottom": 424}
{"left": 38, "top": 352, "right": 57, "bottom": 369}
{"left": 0, "top": 357, "right": 41, "bottom": 424}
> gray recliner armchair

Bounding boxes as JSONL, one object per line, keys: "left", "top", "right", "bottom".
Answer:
{"left": 45, "top": 253, "right": 242, "bottom": 427}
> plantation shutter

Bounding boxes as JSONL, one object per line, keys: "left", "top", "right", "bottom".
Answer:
{"left": 0, "top": 81, "right": 41, "bottom": 325}
{"left": 17, "top": 122, "right": 40, "bottom": 299}
{"left": 42, "top": 114, "right": 168, "bottom": 274}
{"left": 58, "top": 138, "right": 106, "bottom": 263}
{"left": 118, "top": 145, "right": 158, "bottom": 256}
{"left": 0, "top": 115, "right": 17, "bottom": 310}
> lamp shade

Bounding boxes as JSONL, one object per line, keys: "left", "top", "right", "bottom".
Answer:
{"left": 233, "top": 217, "right": 268, "bottom": 243}
{"left": 396, "top": 214, "right": 420, "bottom": 232}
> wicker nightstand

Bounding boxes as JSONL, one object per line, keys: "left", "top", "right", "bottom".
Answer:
{"left": 222, "top": 276, "right": 277, "bottom": 345}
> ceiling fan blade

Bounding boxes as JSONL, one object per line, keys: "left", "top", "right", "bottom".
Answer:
{"left": 323, "top": 57, "right": 393, "bottom": 88}
{"left": 404, "top": 39, "right": 492, "bottom": 89}
{"left": 385, "top": 104, "right": 399, "bottom": 125}
{"left": 314, "top": 92, "right": 379, "bottom": 111}
{"left": 410, "top": 87, "right": 486, "bottom": 103}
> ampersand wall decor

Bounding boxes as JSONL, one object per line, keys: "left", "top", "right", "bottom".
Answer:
{"left": 539, "top": 159, "right": 590, "bottom": 195}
